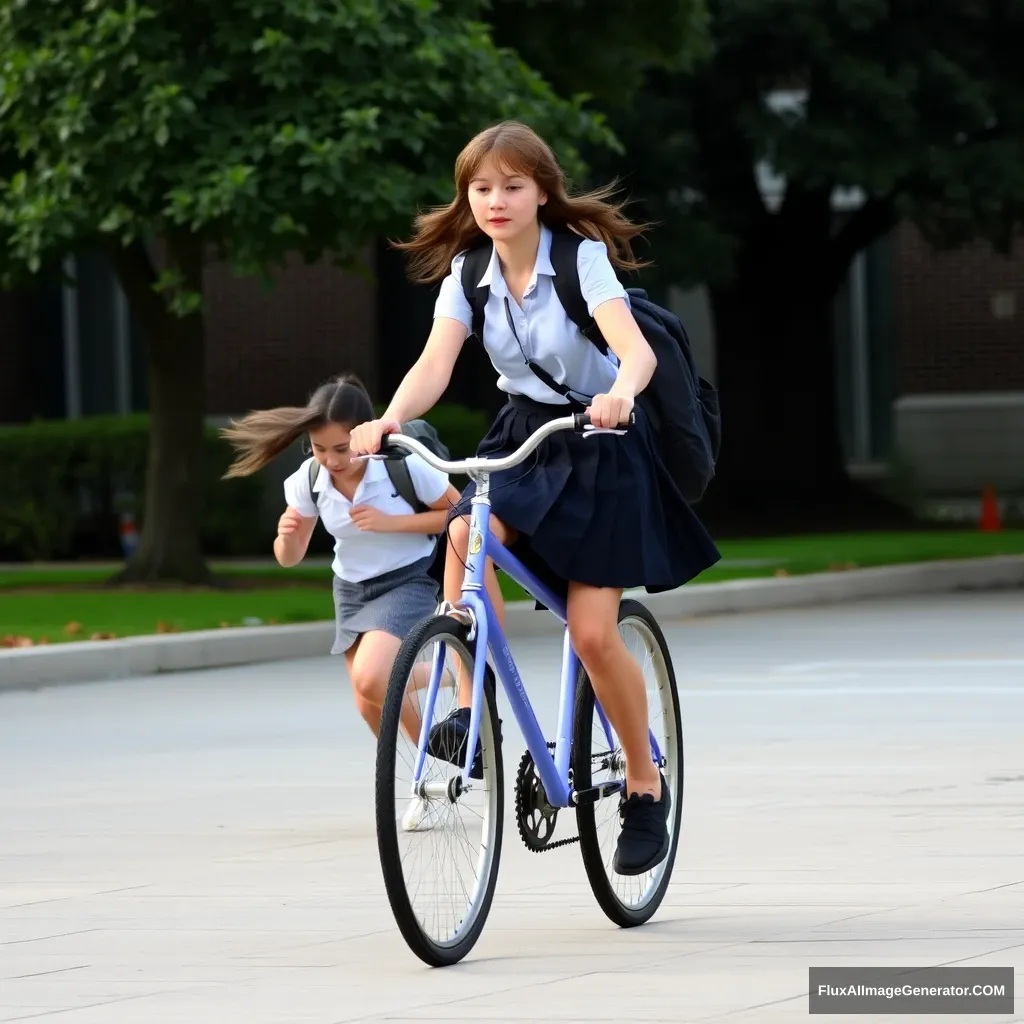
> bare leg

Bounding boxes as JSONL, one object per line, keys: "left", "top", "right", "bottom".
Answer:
{"left": 566, "top": 582, "right": 660, "bottom": 798}
{"left": 344, "top": 631, "right": 421, "bottom": 741}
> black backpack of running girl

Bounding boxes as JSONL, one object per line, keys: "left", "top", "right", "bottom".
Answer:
{"left": 461, "top": 228, "right": 721, "bottom": 505}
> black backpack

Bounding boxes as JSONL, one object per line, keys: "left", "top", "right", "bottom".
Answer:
{"left": 307, "top": 419, "right": 451, "bottom": 586}
{"left": 461, "top": 229, "right": 721, "bottom": 504}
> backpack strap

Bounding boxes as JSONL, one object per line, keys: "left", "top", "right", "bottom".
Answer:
{"left": 460, "top": 243, "right": 492, "bottom": 342}
{"left": 306, "top": 459, "right": 320, "bottom": 508}
{"left": 460, "top": 235, "right": 589, "bottom": 410}
{"left": 548, "top": 229, "right": 610, "bottom": 355}
{"left": 385, "top": 458, "right": 426, "bottom": 514}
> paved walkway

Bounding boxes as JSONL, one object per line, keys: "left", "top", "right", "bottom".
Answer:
{"left": 2, "top": 592, "right": 1022, "bottom": 1022}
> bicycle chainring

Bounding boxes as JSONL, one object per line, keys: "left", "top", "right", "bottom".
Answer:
{"left": 514, "top": 745, "right": 579, "bottom": 852}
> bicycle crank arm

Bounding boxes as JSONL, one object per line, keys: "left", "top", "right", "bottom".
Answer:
{"left": 570, "top": 780, "right": 625, "bottom": 806}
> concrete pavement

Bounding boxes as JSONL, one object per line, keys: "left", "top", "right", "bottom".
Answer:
{"left": 1, "top": 591, "right": 1022, "bottom": 1022}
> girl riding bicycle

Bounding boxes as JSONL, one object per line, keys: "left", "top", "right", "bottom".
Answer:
{"left": 349, "top": 121, "right": 721, "bottom": 875}
{"left": 221, "top": 375, "right": 461, "bottom": 743}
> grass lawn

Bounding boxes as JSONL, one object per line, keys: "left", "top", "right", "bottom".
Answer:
{"left": 2, "top": 587, "right": 332, "bottom": 645}
{"left": 2, "top": 529, "right": 1023, "bottom": 645}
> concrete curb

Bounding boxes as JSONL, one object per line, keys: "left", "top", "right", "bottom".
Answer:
{"left": 3, "top": 554, "right": 1023, "bottom": 694}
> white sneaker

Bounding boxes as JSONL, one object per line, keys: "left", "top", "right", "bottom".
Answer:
{"left": 400, "top": 797, "right": 438, "bottom": 832}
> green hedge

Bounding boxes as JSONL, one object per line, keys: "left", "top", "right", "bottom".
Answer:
{"left": 0, "top": 404, "right": 491, "bottom": 562}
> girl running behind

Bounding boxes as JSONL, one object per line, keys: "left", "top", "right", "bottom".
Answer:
{"left": 221, "top": 374, "right": 461, "bottom": 746}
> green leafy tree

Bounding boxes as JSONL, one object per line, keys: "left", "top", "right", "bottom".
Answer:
{"left": 490, "top": 0, "right": 1024, "bottom": 517}
{"left": 0, "top": 0, "right": 611, "bottom": 582}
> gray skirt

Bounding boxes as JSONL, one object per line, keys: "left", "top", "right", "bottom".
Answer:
{"left": 331, "top": 554, "right": 440, "bottom": 655}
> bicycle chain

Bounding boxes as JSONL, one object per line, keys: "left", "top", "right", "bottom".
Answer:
{"left": 515, "top": 742, "right": 580, "bottom": 853}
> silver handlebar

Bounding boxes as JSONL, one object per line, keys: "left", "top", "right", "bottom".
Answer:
{"left": 355, "top": 411, "right": 633, "bottom": 477}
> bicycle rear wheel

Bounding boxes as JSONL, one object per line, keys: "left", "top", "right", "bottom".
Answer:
{"left": 572, "top": 599, "right": 683, "bottom": 927}
{"left": 375, "top": 614, "right": 504, "bottom": 966}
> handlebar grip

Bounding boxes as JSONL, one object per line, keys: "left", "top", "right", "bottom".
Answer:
{"left": 377, "top": 435, "right": 408, "bottom": 460}
{"left": 573, "top": 410, "right": 636, "bottom": 432}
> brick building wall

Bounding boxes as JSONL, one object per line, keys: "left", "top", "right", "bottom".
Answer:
{"left": 202, "top": 248, "right": 378, "bottom": 416}
{"left": 5, "top": 223, "right": 1023, "bottom": 424}
{"left": 892, "top": 222, "right": 1024, "bottom": 500}
{"left": 0, "top": 248, "right": 378, "bottom": 424}
{"left": 894, "top": 221, "right": 1024, "bottom": 394}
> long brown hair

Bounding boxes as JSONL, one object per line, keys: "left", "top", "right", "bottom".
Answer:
{"left": 394, "top": 120, "right": 652, "bottom": 284}
{"left": 219, "top": 374, "right": 374, "bottom": 478}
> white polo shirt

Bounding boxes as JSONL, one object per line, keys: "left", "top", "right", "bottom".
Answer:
{"left": 433, "top": 223, "right": 629, "bottom": 404}
{"left": 283, "top": 455, "right": 448, "bottom": 583}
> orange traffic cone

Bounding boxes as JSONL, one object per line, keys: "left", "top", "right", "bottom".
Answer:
{"left": 979, "top": 485, "right": 1002, "bottom": 532}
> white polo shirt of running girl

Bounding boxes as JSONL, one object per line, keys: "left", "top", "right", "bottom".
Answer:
{"left": 433, "top": 223, "right": 629, "bottom": 405}
{"left": 283, "top": 455, "right": 448, "bottom": 584}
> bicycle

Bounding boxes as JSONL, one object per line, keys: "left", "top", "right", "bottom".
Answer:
{"left": 360, "top": 411, "right": 684, "bottom": 967}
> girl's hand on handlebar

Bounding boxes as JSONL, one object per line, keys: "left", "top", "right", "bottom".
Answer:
{"left": 586, "top": 393, "right": 634, "bottom": 430}
{"left": 349, "top": 418, "right": 400, "bottom": 456}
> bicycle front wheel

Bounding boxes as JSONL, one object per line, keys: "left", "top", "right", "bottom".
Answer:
{"left": 572, "top": 598, "right": 683, "bottom": 927}
{"left": 375, "top": 614, "right": 504, "bottom": 967}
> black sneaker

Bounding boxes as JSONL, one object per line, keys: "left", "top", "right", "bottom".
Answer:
{"left": 426, "top": 707, "right": 483, "bottom": 779}
{"left": 612, "top": 773, "right": 671, "bottom": 876}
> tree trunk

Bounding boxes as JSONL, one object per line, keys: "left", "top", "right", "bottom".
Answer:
{"left": 703, "top": 248, "right": 854, "bottom": 533}
{"left": 109, "top": 238, "right": 211, "bottom": 584}
{"left": 704, "top": 258, "right": 909, "bottom": 533}
{"left": 710, "top": 278, "right": 846, "bottom": 494}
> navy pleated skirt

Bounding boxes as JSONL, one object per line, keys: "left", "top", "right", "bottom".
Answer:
{"left": 450, "top": 394, "right": 721, "bottom": 603}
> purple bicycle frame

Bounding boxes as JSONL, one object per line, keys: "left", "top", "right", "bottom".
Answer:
{"left": 411, "top": 486, "right": 662, "bottom": 809}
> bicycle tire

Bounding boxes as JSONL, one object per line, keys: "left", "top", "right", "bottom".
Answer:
{"left": 572, "top": 599, "right": 684, "bottom": 927}
{"left": 375, "top": 614, "right": 504, "bottom": 966}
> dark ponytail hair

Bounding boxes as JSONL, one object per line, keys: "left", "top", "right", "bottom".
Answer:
{"left": 220, "top": 374, "right": 374, "bottom": 478}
